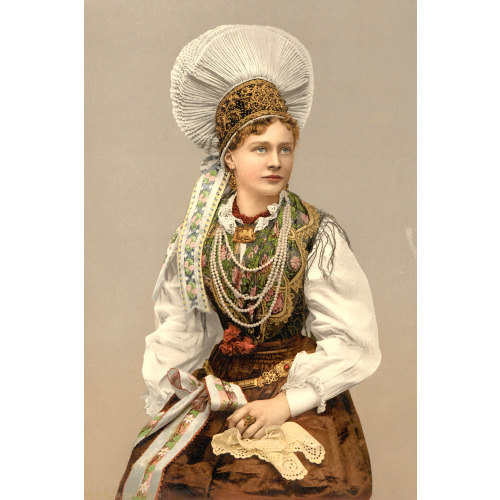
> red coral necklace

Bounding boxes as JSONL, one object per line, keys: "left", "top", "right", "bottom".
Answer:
{"left": 232, "top": 197, "right": 271, "bottom": 243}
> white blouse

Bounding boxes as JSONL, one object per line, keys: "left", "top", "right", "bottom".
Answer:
{"left": 142, "top": 218, "right": 381, "bottom": 418}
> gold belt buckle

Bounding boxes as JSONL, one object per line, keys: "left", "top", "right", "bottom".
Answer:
{"left": 203, "top": 358, "right": 294, "bottom": 388}
{"left": 238, "top": 358, "right": 294, "bottom": 388}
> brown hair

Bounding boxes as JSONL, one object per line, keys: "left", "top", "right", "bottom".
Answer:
{"left": 226, "top": 114, "right": 300, "bottom": 152}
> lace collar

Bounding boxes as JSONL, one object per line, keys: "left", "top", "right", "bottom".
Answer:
{"left": 218, "top": 191, "right": 287, "bottom": 234}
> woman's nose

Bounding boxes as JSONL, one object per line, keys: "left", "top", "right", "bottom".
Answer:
{"left": 268, "top": 149, "right": 281, "bottom": 168}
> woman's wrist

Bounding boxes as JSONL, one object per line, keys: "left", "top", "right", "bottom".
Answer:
{"left": 274, "top": 391, "right": 292, "bottom": 420}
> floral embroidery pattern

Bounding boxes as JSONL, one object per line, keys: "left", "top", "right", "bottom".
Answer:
{"left": 212, "top": 378, "right": 242, "bottom": 411}
{"left": 176, "top": 156, "right": 229, "bottom": 312}
{"left": 182, "top": 168, "right": 219, "bottom": 301}
{"left": 290, "top": 255, "right": 301, "bottom": 271}
{"left": 134, "top": 409, "right": 200, "bottom": 499}
{"left": 203, "top": 192, "right": 316, "bottom": 343}
{"left": 137, "top": 411, "right": 167, "bottom": 440}
{"left": 272, "top": 293, "right": 285, "bottom": 314}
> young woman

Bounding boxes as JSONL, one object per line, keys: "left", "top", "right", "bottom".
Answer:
{"left": 116, "top": 25, "right": 381, "bottom": 499}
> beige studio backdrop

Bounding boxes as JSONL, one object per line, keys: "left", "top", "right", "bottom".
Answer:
{"left": 85, "top": 1, "right": 416, "bottom": 499}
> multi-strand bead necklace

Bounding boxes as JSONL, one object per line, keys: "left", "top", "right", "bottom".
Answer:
{"left": 210, "top": 194, "right": 292, "bottom": 329}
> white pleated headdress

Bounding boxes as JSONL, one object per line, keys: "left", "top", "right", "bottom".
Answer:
{"left": 157, "top": 25, "right": 314, "bottom": 313}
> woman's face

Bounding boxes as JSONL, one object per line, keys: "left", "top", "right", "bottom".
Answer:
{"left": 224, "top": 120, "right": 295, "bottom": 201}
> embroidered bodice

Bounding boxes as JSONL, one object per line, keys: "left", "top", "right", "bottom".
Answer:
{"left": 202, "top": 191, "right": 325, "bottom": 344}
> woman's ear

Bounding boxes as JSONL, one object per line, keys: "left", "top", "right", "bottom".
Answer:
{"left": 224, "top": 151, "right": 235, "bottom": 170}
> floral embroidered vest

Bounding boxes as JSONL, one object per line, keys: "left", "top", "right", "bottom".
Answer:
{"left": 202, "top": 191, "right": 327, "bottom": 345}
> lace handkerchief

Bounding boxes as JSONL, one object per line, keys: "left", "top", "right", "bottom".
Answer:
{"left": 212, "top": 422, "right": 325, "bottom": 480}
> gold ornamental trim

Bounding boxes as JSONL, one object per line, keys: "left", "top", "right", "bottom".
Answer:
{"left": 216, "top": 79, "right": 288, "bottom": 154}
{"left": 203, "top": 358, "right": 294, "bottom": 389}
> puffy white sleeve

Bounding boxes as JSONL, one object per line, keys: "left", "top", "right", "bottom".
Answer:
{"left": 282, "top": 218, "right": 381, "bottom": 417}
{"left": 142, "top": 249, "right": 223, "bottom": 417}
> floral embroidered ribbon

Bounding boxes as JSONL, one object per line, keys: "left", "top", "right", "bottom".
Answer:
{"left": 176, "top": 156, "right": 230, "bottom": 313}
{"left": 121, "top": 368, "right": 247, "bottom": 500}
{"left": 152, "top": 155, "right": 230, "bottom": 312}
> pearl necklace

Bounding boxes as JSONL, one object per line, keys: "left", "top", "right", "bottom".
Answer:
{"left": 210, "top": 195, "right": 292, "bottom": 329}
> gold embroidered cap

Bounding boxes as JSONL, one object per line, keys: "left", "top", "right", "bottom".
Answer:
{"left": 171, "top": 25, "right": 314, "bottom": 157}
{"left": 215, "top": 79, "right": 289, "bottom": 155}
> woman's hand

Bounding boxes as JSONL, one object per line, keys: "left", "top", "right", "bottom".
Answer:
{"left": 226, "top": 392, "right": 292, "bottom": 440}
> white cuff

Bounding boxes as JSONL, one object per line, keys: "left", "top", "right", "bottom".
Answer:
{"left": 283, "top": 385, "right": 320, "bottom": 417}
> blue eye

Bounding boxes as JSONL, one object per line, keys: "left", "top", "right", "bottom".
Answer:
{"left": 280, "top": 147, "right": 291, "bottom": 154}
{"left": 255, "top": 146, "right": 267, "bottom": 153}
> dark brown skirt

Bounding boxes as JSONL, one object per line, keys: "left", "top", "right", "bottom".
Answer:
{"left": 117, "top": 335, "right": 372, "bottom": 499}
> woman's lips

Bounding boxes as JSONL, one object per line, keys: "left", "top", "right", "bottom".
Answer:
{"left": 263, "top": 176, "right": 283, "bottom": 180}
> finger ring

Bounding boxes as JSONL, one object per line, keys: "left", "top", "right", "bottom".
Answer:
{"left": 244, "top": 415, "right": 256, "bottom": 427}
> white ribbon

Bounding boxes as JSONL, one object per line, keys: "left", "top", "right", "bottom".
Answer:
{"left": 122, "top": 368, "right": 247, "bottom": 500}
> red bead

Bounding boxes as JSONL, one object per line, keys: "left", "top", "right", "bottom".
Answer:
{"left": 284, "top": 364, "right": 290, "bottom": 371}
{"left": 232, "top": 197, "right": 271, "bottom": 225}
